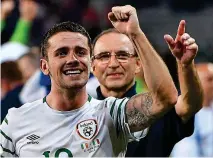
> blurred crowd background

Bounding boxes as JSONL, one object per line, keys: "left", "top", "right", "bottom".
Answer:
{"left": 2, "top": 0, "right": 213, "bottom": 59}
{"left": 1, "top": 0, "right": 213, "bottom": 86}
{"left": 1, "top": 0, "right": 213, "bottom": 156}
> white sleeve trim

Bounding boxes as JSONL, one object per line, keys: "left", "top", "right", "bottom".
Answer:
{"left": 124, "top": 121, "right": 149, "bottom": 142}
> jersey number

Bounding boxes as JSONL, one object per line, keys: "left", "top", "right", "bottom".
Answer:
{"left": 43, "top": 148, "right": 73, "bottom": 157}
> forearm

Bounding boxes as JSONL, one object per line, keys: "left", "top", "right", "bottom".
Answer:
{"left": 10, "top": 18, "right": 32, "bottom": 44}
{"left": 126, "top": 31, "right": 178, "bottom": 132}
{"left": 176, "top": 60, "right": 203, "bottom": 122}
{"left": 129, "top": 30, "right": 177, "bottom": 107}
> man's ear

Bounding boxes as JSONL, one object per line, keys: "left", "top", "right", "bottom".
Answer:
{"left": 40, "top": 58, "right": 49, "bottom": 75}
{"left": 135, "top": 58, "right": 142, "bottom": 74}
{"left": 90, "top": 60, "right": 96, "bottom": 73}
{"left": 91, "top": 66, "right": 96, "bottom": 73}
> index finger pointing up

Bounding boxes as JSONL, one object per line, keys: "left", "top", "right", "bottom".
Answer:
{"left": 175, "top": 20, "right": 186, "bottom": 42}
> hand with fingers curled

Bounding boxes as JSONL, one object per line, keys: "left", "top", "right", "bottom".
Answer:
{"left": 108, "top": 5, "right": 142, "bottom": 36}
{"left": 1, "top": 0, "right": 15, "bottom": 20}
{"left": 19, "top": 0, "right": 38, "bottom": 22}
{"left": 164, "top": 20, "right": 198, "bottom": 66}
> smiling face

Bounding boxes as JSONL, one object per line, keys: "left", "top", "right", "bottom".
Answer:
{"left": 92, "top": 32, "right": 141, "bottom": 92}
{"left": 40, "top": 32, "right": 91, "bottom": 90}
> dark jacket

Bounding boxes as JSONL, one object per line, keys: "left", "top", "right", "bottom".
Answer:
{"left": 1, "top": 85, "right": 23, "bottom": 122}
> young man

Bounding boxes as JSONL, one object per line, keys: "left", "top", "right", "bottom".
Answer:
{"left": 91, "top": 7, "right": 203, "bottom": 157}
{"left": 0, "top": 5, "right": 178, "bottom": 157}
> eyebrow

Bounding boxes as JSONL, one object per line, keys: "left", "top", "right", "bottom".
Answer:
{"left": 53, "top": 46, "right": 88, "bottom": 53}
{"left": 54, "top": 47, "right": 69, "bottom": 53}
{"left": 75, "top": 46, "right": 88, "bottom": 51}
{"left": 97, "top": 50, "right": 129, "bottom": 54}
{"left": 98, "top": 51, "right": 111, "bottom": 54}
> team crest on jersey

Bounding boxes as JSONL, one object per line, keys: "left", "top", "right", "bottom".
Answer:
{"left": 76, "top": 119, "right": 98, "bottom": 140}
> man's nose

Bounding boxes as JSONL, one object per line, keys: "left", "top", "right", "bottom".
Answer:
{"left": 66, "top": 52, "right": 79, "bottom": 65}
{"left": 68, "top": 51, "right": 78, "bottom": 61}
{"left": 108, "top": 55, "right": 120, "bottom": 68}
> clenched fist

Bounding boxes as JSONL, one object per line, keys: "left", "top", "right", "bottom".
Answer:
{"left": 1, "top": 0, "right": 15, "bottom": 20}
{"left": 108, "top": 5, "right": 142, "bottom": 36}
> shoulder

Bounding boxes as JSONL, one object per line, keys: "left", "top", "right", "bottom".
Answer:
{"left": 6, "top": 98, "right": 44, "bottom": 125}
{"left": 104, "top": 97, "right": 129, "bottom": 117}
{"left": 10, "top": 98, "right": 43, "bottom": 112}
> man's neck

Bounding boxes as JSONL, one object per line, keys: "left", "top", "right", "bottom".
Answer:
{"left": 46, "top": 86, "right": 88, "bottom": 111}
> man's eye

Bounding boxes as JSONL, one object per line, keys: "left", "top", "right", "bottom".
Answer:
{"left": 59, "top": 51, "right": 67, "bottom": 56}
{"left": 116, "top": 53, "right": 129, "bottom": 59}
{"left": 76, "top": 50, "right": 86, "bottom": 56}
{"left": 99, "top": 54, "right": 110, "bottom": 59}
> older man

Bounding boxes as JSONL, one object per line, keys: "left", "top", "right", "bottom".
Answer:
{"left": 91, "top": 10, "right": 203, "bottom": 157}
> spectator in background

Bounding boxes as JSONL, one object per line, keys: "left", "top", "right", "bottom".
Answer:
{"left": 10, "top": 0, "right": 38, "bottom": 45}
{"left": 1, "top": 0, "right": 49, "bottom": 105}
{"left": 1, "top": 61, "right": 23, "bottom": 121}
{"left": 91, "top": 16, "right": 203, "bottom": 156}
{"left": 171, "top": 62, "right": 213, "bottom": 156}
{"left": 1, "top": 0, "right": 38, "bottom": 63}
{"left": 17, "top": 51, "right": 48, "bottom": 104}
{"left": 1, "top": 0, "right": 49, "bottom": 111}
{"left": 17, "top": 52, "right": 40, "bottom": 83}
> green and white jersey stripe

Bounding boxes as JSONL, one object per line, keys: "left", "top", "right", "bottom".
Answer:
{"left": 0, "top": 119, "right": 17, "bottom": 157}
{"left": 0, "top": 96, "right": 148, "bottom": 157}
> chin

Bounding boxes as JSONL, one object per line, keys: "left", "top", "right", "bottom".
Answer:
{"left": 106, "top": 83, "right": 126, "bottom": 90}
{"left": 62, "top": 80, "right": 87, "bottom": 89}
{"left": 105, "top": 79, "right": 134, "bottom": 91}
{"left": 71, "top": 82, "right": 87, "bottom": 89}
{"left": 63, "top": 85, "right": 84, "bottom": 91}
